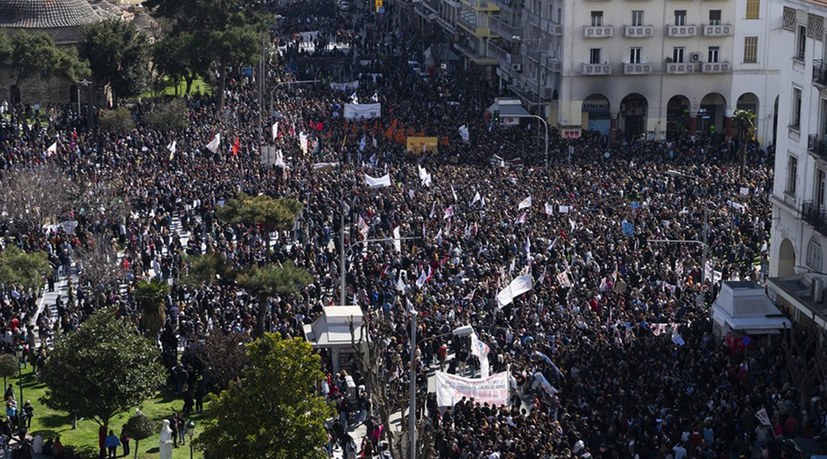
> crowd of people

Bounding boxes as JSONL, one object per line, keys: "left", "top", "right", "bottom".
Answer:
{"left": 0, "top": 0, "right": 820, "bottom": 458}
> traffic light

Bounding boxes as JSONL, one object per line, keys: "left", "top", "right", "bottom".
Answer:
{"left": 493, "top": 110, "right": 500, "bottom": 123}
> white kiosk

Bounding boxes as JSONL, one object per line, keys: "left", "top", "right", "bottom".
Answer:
{"left": 303, "top": 305, "right": 366, "bottom": 374}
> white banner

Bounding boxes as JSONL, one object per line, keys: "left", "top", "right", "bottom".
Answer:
{"left": 344, "top": 103, "right": 382, "bottom": 120}
{"left": 435, "top": 371, "right": 509, "bottom": 408}
{"left": 470, "top": 332, "right": 490, "bottom": 378}
{"left": 364, "top": 173, "right": 391, "bottom": 188}
{"left": 393, "top": 226, "right": 402, "bottom": 253}
{"left": 330, "top": 80, "right": 360, "bottom": 92}
{"left": 312, "top": 162, "right": 338, "bottom": 171}
{"left": 497, "top": 274, "right": 533, "bottom": 308}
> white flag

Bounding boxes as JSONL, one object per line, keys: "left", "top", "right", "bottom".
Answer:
{"left": 206, "top": 133, "right": 221, "bottom": 153}
{"left": 371, "top": 92, "right": 379, "bottom": 102}
{"left": 167, "top": 140, "right": 176, "bottom": 154}
{"left": 271, "top": 122, "right": 279, "bottom": 141}
{"left": 429, "top": 201, "right": 436, "bottom": 219}
{"left": 299, "top": 132, "right": 309, "bottom": 154}
{"left": 518, "top": 196, "right": 532, "bottom": 210}
{"left": 755, "top": 408, "right": 772, "bottom": 427}
{"left": 393, "top": 226, "right": 402, "bottom": 253}
{"left": 443, "top": 206, "right": 454, "bottom": 220}
{"left": 544, "top": 203, "right": 554, "bottom": 215}
{"left": 458, "top": 124, "right": 469, "bottom": 143}
{"left": 451, "top": 185, "right": 458, "bottom": 202}
{"left": 46, "top": 142, "right": 58, "bottom": 157}
{"left": 396, "top": 276, "right": 406, "bottom": 292}
{"left": 525, "top": 235, "right": 531, "bottom": 256}
{"left": 364, "top": 173, "right": 391, "bottom": 188}
{"left": 416, "top": 269, "right": 427, "bottom": 288}
{"left": 515, "top": 212, "right": 526, "bottom": 225}
{"left": 470, "top": 332, "right": 490, "bottom": 378}
{"left": 358, "top": 215, "right": 369, "bottom": 240}
{"left": 546, "top": 236, "right": 559, "bottom": 252}
{"left": 471, "top": 192, "right": 481, "bottom": 206}
{"left": 497, "top": 274, "right": 533, "bottom": 308}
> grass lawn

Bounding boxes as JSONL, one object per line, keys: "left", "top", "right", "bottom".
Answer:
{"left": 141, "top": 78, "right": 213, "bottom": 100}
{"left": 17, "top": 365, "right": 208, "bottom": 459}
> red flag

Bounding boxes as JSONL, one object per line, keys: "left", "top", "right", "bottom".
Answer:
{"left": 231, "top": 137, "right": 240, "bottom": 156}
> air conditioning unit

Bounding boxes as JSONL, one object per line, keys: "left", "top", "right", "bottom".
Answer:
{"left": 512, "top": 63, "right": 522, "bottom": 72}
{"left": 690, "top": 52, "right": 701, "bottom": 62}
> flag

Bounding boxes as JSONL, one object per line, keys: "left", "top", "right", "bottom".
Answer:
{"left": 359, "top": 135, "right": 366, "bottom": 151}
{"left": 463, "top": 288, "right": 476, "bottom": 301}
{"left": 470, "top": 332, "right": 490, "bottom": 377}
{"left": 371, "top": 92, "right": 379, "bottom": 102}
{"left": 206, "top": 133, "right": 221, "bottom": 153}
{"left": 299, "top": 132, "right": 308, "bottom": 154}
{"left": 272, "top": 122, "right": 279, "bottom": 141}
{"left": 556, "top": 272, "right": 571, "bottom": 288}
{"left": 231, "top": 137, "right": 240, "bottom": 156}
{"left": 532, "top": 372, "right": 558, "bottom": 396}
{"left": 545, "top": 203, "right": 554, "bottom": 215}
{"left": 443, "top": 206, "right": 454, "bottom": 220}
{"left": 275, "top": 149, "right": 287, "bottom": 169}
{"left": 350, "top": 92, "right": 359, "bottom": 104}
{"left": 671, "top": 327, "right": 685, "bottom": 346}
{"left": 364, "top": 173, "right": 391, "bottom": 188}
{"left": 525, "top": 235, "right": 531, "bottom": 256}
{"left": 46, "top": 141, "right": 58, "bottom": 157}
{"left": 518, "top": 196, "right": 532, "bottom": 210}
{"left": 471, "top": 192, "right": 481, "bottom": 206}
{"left": 451, "top": 185, "right": 458, "bottom": 202}
{"left": 435, "top": 228, "right": 443, "bottom": 246}
{"left": 546, "top": 236, "right": 559, "bottom": 252}
{"left": 416, "top": 269, "right": 427, "bottom": 288}
{"left": 515, "top": 212, "right": 526, "bottom": 225}
{"left": 393, "top": 226, "right": 402, "bottom": 253}
{"left": 755, "top": 408, "right": 772, "bottom": 427}
{"left": 357, "top": 215, "right": 369, "bottom": 240}
{"left": 396, "top": 276, "right": 406, "bottom": 292}
{"left": 458, "top": 124, "right": 469, "bottom": 143}
{"left": 537, "top": 266, "right": 547, "bottom": 284}
{"left": 496, "top": 274, "right": 533, "bottom": 308}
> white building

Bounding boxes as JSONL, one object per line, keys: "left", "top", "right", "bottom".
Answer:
{"left": 401, "top": 0, "right": 781, "bottom": 144}
{"left": 768, "top": 0, "right": 827, "bottom": 330}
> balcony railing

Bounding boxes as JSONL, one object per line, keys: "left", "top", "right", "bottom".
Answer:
{"left": 582, "top": 63, "right": 612, "bottom": 75}
{"left": 702, "top": 24, "right": 732, "bottom": 36}
{"left": 701, "top": 61, "right": 730, "bottom": 73}
{"left": 665, "top": 25, "right": 697, "bottom": 37}
{"left": 527, "top": 48, "right": 541, "bottom": 62}
{"left": 814, "top": 59, "right": 827, "bottom": 86}
{"left": 809, "top": 134, "right": 827, "bottom": 159}
{"left": 802, "top": 201, "right": 827, "bottom": 237}
{"left": 665, "top": 62, "right": 695, "bottom": 74}
{"left": 582, "top": 25, "right": 613, "bottom": 38}
{"left": 623, "top": 63, "right": 652, "bottom": 74}
{"left": 489, "top": 16, "right": 521, "bottom": 39}
{"left": 624, "top": 25, "right": 654, "bottom": 37}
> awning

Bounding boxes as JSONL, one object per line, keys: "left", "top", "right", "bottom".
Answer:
{"left": 486, "top": 101, "right": 531, "bottom": 117}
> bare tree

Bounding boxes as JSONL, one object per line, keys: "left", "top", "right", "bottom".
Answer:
{"left": 782, "top": 323, "right": 827, "bottom": 410}
{"left": 0, "top": 165, "right": 78, "bottom": 234}
{"left": 74, "top": 173, "right": 131, "bottom": 225}
{"left": 74, "top": 234, "right": 122, "bottom": 307}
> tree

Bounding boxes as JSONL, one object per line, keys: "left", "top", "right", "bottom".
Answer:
{"left": 74, "top": 235, "right": 121, "bottom": 306}
{"left": 99, "top": 107, "right": 136, "bottom": 133}
{"left": 0, "top": 31, "right": 13, "bottom": 63}
{"left": 181, "top": 253, "right": 232, "bottom": 287}
{"left": 235, "top": 262, "right": 312, "bottom": 337}
{"left": 10, "top": 32, "right": 89, "bottom": 86}
{"left": 81, "top": 20, "right": 151, "bottom": 103}
{"left": 152, "top": 32, "right": 208, "bottom": 96}
{"left": 216, "top": 193, "right": 303, "bottom": 248}
{"left": 123, "top": 411, "right": 155, "bottom": 459}
{"left": 145, "top": 99, "right": 191, "bottom": 132}
{"left": 0, "top": 353, "right": 18, "bottom": 389}
{"left": 133, "top": 279, "right": 170, "bottom": 338}
{"left": 0, "top": 246, "right": 52, "bottom": 293}
{"left": 196, "top": 333, "right": 333, "bottom": 459}
{"left": 733, "top": 108, "right": 756, "bottom": 178}
{"left": 41, "top": 309, "right": 165, "bottom": 449}
{"left": 202, "top": 332, "right": 250, "bottom": 392}
{"left": 0, "top": 165, "right": 79, "bottom": 234}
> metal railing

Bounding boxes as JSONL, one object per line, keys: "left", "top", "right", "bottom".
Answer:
{"left": 814, "top": 60, "right": 827, "bottom": 86}
{"left": 809, "top": 134, "right": 827, "bottom": 159}
{"left": 802, "top": 201, "right": 827, "bottom": 237}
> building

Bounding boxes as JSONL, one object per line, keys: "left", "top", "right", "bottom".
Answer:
{"left": 768, "top": 0, "right": 827, "bottom": 330}
{"left": 402, "top": 0, "right": 781, "bottom": 144}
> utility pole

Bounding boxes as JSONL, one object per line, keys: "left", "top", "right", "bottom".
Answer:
{"left": 408, "top": 310, "right": 418, "bottom": 459}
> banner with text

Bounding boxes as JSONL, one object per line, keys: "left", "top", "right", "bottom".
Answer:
{"left": 435, "top": 371, "right": 509, "bottom": 408}
{"left": 344, "top": 103, "right": 382, "bottom": 120}
{"left": 406, "top": 136, "right": 439, "bottom": 153}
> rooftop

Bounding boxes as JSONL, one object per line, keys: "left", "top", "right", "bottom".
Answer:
{"left": 0, "top": 0, "right": 101, "bottom": 29}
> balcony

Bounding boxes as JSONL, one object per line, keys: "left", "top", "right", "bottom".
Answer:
{"left": 624, "top": 25, "right": 654, "bottom": 37}
{"left": 489, "top": 16, "right": 521, "bottom": 40}
{"left": 582, "top": 26, "right": 613, "bottom": 38}
{"left": 814, "top": 60, "right": 827, "bottom": 86}
{"left": 544, "top": 57, "right": 561, "bottom": 72}
{"left": 461, "top": 0, "right": 500, "bottom": 11}
{"left": 809, "top": 134, "right": 827, "bottom": 159}
{"left": 802, "top": 201, "right": 827, "bottom": 237}
{"left": 665, "top": 62, "right": 695, "bottom": 74}
{"left": 623, "top": 63, "right": 652, "bottom": 75}
{"left": 701, "top": 61, "right": 730, "bottom": 73}
{"left": 665, "top": 25, "right": 697, "bottom": 37}
{"left": 422, "top": 0, "right": 440, "bottom": 13}
{"left": 702, "top": 24, "right": 732, "bottom": 36}
{"left": 582, "top": 63, "right": 612, "bottom": 75}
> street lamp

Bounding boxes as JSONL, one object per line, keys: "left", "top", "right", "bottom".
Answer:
{"left": 14, "top": 345, "right": 23, "bottom": 435}
{"left": 664, "top": 170, "right": 709, "bottom": 283}
{"left": 76, "top": 79, "right": 91, "bottom": 121}
{"left": 509, "top": 113, "right": 549, "bottom": 165}
{"left": 185, "top": 421, "right": 195, "bottom": 459}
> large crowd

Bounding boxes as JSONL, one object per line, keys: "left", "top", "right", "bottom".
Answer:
{"left": 0, "top": 0, "right": 820, "bottom": 458}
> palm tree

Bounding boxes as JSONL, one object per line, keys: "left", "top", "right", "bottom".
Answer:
{"left": 733, "top": 109, "right": 757, "bottom": 177}
{"left": 133, "top": 278, "right": 170, "bottom": 338}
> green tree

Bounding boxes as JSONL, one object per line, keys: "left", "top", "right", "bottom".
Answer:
{"left": 41, "top": 309, "right": 165, "bottom": 449}
{"left": 0, "top": 31, "right": 12, "bottom": 63}
{"left": 152, "top": 32, "right": 208, "bottom": 96}
{"left": 217, "top": 193, "right": 302, "bottom": 248}
{"left": 0, "top": 353, "right": 18, "bottom": 389}
{"left": 11, "top": 32, "right": 89, "bottom": 86}
{"left": 202, "top": 332, "right": 250, "bottom": 392}
{"left": 81, "top": 20, "right": 150, "bottom": 103}
{"left": 0, "top": 246, "right": 52, "bottom": 293}
{"left": 144, "top": 99, "right": 190, "bottom": 132}
{"left": 133, "top": 278, "right": 170, "bottom": 338}
{"left": 236, "top": 263, "right": 312, "bottom": 337}
{"left": 197, "top": 333, "right": 333, "bottom": 459}
{"left": 733, "top": 108, "right": 757, "bottom": 178}
{"left": 99, "top": 107, "right": 136, "bottom": 134}
{"left": 123, "top": 411, "right": 155, "bottom": 459}
{"left": 181, "top": 253, "right": 232, "bottom": 287}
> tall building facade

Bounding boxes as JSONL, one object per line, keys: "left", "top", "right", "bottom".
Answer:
{"left": 401, "top": 0, "right": 781, "bottom": 145}
{"left": 768, "top": 0, "right": 827, "bottom": 329}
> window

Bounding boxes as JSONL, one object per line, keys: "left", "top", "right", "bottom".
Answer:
{"left": 708, "top": 46, "right": 720, "bottom": 63}
{"left": 632, "top": 10, "right": 644, "bottom": 26}
{"left": 743, "top": 36, "right": 758, "bottom": 63}
{"left": 792, "top": 87, "right": 802, "bottom": 128}
{"left": 590, "top": 48, "right": 601, "bottom": 64}
{"left": 817, "top": 169, "right": 827, "bottom": 210}
{"left": 786, "top": 155, "right": 798, "bottom": 195}
{"left": 630, "top": 47, "right": 641, "bottom": 64}
{"left": 709, "top": 10, "right": 721, "bottom": 25}
{"left": 746, "top": 0, "right": 760, "bottom": 19}
{"left": 591, "top": 11, "right": 603, "bottom": 27}
{"left": 675, "top": 10, "right": 686, "bottom": 26}
{"left": 807, "top": 237, "right": 823, "bottom": 271}
{"left": 797, "top": 25, "right": 807, "bottom": 59}
{"left": 673, "top": 47, "right": 685, "bottom": 63}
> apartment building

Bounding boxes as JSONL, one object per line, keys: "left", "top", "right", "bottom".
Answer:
{"left": 400, "top": 0, "right": 781, "bottom": 145}
{"left": 768, "top": 0, "right": 827, "bottom": 329}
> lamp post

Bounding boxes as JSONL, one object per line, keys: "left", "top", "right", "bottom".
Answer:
{"left": 15, "top": 345, "right": 23, "bottom": 435}
{"left": 185, "top": 421, "right": 195, "bottom": 459}
{"left": 664, "top": 169, "right": 709, "bottom": 283}
{"left": 76, "top": 79, "right": 91, "bottom": 120}
{"left": 509, "top": 113, "right": 549, "bottom": 165}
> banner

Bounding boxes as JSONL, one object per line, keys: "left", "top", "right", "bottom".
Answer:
{"left": 458, "top": 125, "right": 469, "bottom": 144}
{"left": 393, "top": 226, "right": 402, "bottom": 253}
{"left": 434, "top": 371, "right": 509, "bottom": 408}
{"left": 330, "top": 80, "right": 360, "bottom": 92}
{"left": 518, "top": 196, "right": 532, "bottom": 210}
{"left": 406, "top": 136, "right": 439, "bottom": 153}
{"left": 470, "top": 333, "right": 490, "bottom": 378}
{"left": 312, "top": 162, "right": 338, "bottom": 171}
{"left": 497, "top": 274, "right": 533, "bottom": 308}
{"left": 364, "top": 173, "right": 391, "bottom": 188}
{"left": 299, "top": 132, "right": 308, "bottom": 154}
{"left": 344, "top": 103, "right": 382, "bottom": 120}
